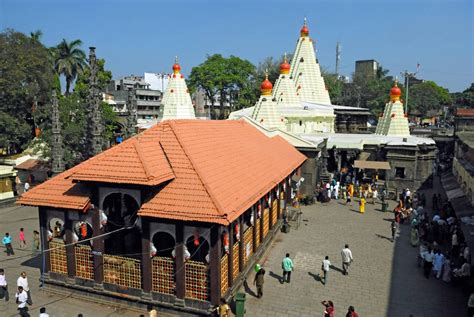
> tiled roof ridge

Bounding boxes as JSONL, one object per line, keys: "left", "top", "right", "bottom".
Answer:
{"left": 133, "top": 138, "right": 152, "bottom": 179}
{"left": 167, "top": 120, "right": 227, "bottom": 219}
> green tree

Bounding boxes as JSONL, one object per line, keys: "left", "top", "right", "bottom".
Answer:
{"left": 0, "top": 29, "right": 55, "bottom": 153}
{"left": 452, "top": 83, "right": 474, "bottom": 109}
{"left": 321, "top": 70, "right": 344, "bottom": 104}
{"left": 54, "top": 39, "right": 87, "bottom": 95}
{"left": 408, "top": 81, "right": 452, "bottom": 116}
{"left": 29, "top": 30, "right": 43, "bottom": 43}
{"left": 188, "top": 54, "right": 256, "bottom": 118}
{"left": 0, "top": 111, "right": 31, "bottom": 153}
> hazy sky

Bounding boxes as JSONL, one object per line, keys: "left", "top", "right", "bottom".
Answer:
{"left": 1, "top": 0, "right": 473, "bottom": 92}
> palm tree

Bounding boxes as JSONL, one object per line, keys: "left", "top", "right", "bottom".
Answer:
{"left": 29, "top": 30, "right": 43, "bottom": 43}
{"left": 54, "top": 39, "right": 86, "bottom": 95}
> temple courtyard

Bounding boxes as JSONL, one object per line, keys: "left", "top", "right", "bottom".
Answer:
{"left": 0, "top": 188, "right": 467, "bottom": 316}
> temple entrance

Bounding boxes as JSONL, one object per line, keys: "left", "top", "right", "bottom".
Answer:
{"left": 102, "top": 192, "right": 141, "bottom": 258}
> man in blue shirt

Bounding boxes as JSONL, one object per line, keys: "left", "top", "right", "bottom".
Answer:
{"left": 281, "top": 253, "right": 294, "bottom": 283}
{"left": 2, "top": 233, "right": 14, "bottom": 256}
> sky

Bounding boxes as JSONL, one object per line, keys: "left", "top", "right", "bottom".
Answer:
{"left": 1, "top": 0, "right": 473, "bottom": 92}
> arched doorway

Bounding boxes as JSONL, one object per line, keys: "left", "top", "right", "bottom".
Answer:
{"left": 102, "top": 192, "right": 141, "bottom": 258}
{"left": 186, "top": 236, "right": 209, "bottom": 263}
{"left": 152, "top": 232, "right": 175, "bottom": 258}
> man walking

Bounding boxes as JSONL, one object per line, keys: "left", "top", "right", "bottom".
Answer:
{"left": 15, "top": 286, "right": 29, "bottom": 317}
{"left": 321, "top": 256, "right": 331, "bottom": 285}
{"left": 281, "top": 253, "right": 294, "bottom": 283}
{"left": 253, "top": 268, "right": 265, "bottom": 297}
{"left": 3, "top": 232, "right": 14, "bottom": 256}
{"left": 0, "top": 268, "right": 9, "bottom": 301}
{"left": 341, "top": 244, "right": 353, "bottom": 275}
{"left": 17, "top": 272, "right": 32, "bottom": 305}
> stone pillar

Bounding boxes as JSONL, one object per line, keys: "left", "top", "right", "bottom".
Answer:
{"left": 259, "top": 199, "right": 264, "bottom": 242}
{"left": 92, "top": 207, "right": 104, "bottom": 285}
{"left": 64, "top": 212, "right": 76, "bottom": 279}
{"left": 209, "top": 225, "right": 221, "bottom": 306}
{"left": 141, "top": 217, "right": 152, "bottom": 294}
{"left": 175, "top": 223, "right": 185, "bottom": 301}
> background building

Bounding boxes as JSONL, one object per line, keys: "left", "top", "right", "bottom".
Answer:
{"left": 355, "top": 59, "right": 379, "bottom": 79}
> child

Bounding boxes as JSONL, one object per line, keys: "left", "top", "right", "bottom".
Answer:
{"left": 19, "top": 228, "right": 26, "bottom": 249}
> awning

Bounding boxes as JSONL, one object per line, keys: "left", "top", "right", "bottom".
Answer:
{"left": 358, "top": 152, "right": 371, "bottom": 161}
{"left": 354, "top": 160, "right": 391, "bottom": 170}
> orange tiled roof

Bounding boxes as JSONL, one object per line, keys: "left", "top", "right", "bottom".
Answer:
{"left": 18, "top": 120, "right": 306, "bottom": 224}
{"left": 17, "top": 165, "right": 90, "bottom": 210}
{"left": 139, "top": 120, "right": 306, "bottom": 224}
{"left": 68, "top": 136, "right": 175, "bottom": 185}
{"left": 456, "top": 108, "right": 474, "bottom": 117}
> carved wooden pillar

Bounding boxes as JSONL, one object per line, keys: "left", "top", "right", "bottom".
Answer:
{"left": 175, "top": 223, "right": 185, "bottom": 300}
{"left": 227, "top": 223, "right": 234, "bottom": 288}
{"left": 209, "top": 225, "right": 221, "bottom": 306}
{"left": 92, "top": 207, "right": 104, "bottom": 285}
{"left": 238, "top": 215, "right": 244, "bottom": 272}
{"left": 39, "top": 207, "right": 51, "bottom": 274}
{"left": 141, "top": 217, "right": 152, "bottom": 293}
{"left": 64, "top": 212, "right": 76, "bottom": 279}
{"left": 252, "top": 205, "right": 257, "bottom": 253}
{"left": 259, "top": 199, "right": 264, "bottom": 242}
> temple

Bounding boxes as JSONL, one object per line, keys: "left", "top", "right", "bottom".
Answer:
{"left": 230, "top": 18, "right": 437, "bottom": 195}
{"left": 375, "top": 80, "right": 410, "bottom": 136}
{"left": 289, "top": 18, "right": 331, "bottom": 105}
{"left": 18, "top": 120, "right": 305, "bottom": 315}
{"left": 158, "top": 58, "right": 196, "bottom": 121}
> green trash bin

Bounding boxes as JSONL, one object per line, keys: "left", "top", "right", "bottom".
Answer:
{"left": 382, "top": 202, "right": 388, "bottom": 212}
{"left": 235, "top": 292, "right": 246, "bottom": 317}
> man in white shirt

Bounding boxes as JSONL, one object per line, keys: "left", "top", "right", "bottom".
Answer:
{"left": 321, "top": 256, "right": 331, "bottom": 285}
{"left": 0, "top": 268, "right": 9, "bottom": 301}
{"left": 341, "top": 244, "right": 354, "bottom": 275}
{"left": 39, "top": 307, "right": 50, "bottom": 317}
{"left": 17, "top": 272, "right": 32, "bottom": 305}
{"left": 15, "top": 286, "right": 29, "bottom": 316}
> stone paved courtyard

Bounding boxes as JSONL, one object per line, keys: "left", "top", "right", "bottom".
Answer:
{"left": 239, "top": 198, "right": 468, "bottom": 317}
{"left": 0, "top": 194, "right": 468, "bottom": 316}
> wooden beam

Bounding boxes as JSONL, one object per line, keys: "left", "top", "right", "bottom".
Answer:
{"left": 64, "top": 212, "right": 76, "bottom": 278}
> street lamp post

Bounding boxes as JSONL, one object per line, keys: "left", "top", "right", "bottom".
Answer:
{"left": 400, "top": 64, "right": 420, "bottom": 115}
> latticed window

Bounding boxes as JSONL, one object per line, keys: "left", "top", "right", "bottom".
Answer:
{"left": 185, "top": 260, "right": 209, "bottom": 301}
{"left": 243, "top": 228, "right": 253, "bottom": 266}
{"left": 103, "top": 255, "right": 141, "bottom": 289}
{"left": 220, "top": 254, "right": 228, "bottom": 296}
{"left": 152, "top": 257, "right": 175, "bottom": 295}
{"left": 263, "top": 208, "right": 270, "bottom": 238}
{"left": 49, "top": 239, "right": 67, "bottom": 275}
{"left": 75, "top": 244, "right": 93, "bottom": 280}
{"left": 271, "top": 199, "right": 278, "bottom": 226}
{"left": 232, "top": 243, "right": 239, "bottom": 281}
{"left": 255, "top": 218, "right": 261, "bottom": 248}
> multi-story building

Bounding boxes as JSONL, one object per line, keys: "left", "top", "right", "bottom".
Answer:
{"left": 355, "top": 59, "right": 379, "bottom": 79}
{"left": 105, "top": 75, "right": 163, "bottom": 120}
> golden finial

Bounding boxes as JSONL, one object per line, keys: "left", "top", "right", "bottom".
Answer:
{"left": 265, "top": 68, "right": 269, "bottom": 79}
{"left": 303, "top": 17, "right": 307, "bottom": 26}
{"left": 284, "top": 52, "right": 288, "bottom": 63}
{"left": 175, "top": 56, "right": 178, "bottom": 64}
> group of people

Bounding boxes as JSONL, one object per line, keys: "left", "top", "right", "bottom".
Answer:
{"left": 321, "top": 300, "right": 359, "bottom": 317}
{"left": 394, "top": 190, "right": 472, "bottom": 288}
{"left": 2, "top": 229, "right": 41, "bottom": 256}
{"left": 0, "top": 270, "right": 35, "bottom": 316}
{"left": 314, "top": 177, "right": 383, "bottom": 214}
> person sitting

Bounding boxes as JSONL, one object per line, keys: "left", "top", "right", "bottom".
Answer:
{"left": 453, "top": 258, "right": 471, "bottom": 283}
